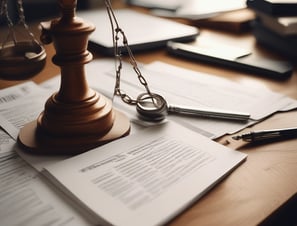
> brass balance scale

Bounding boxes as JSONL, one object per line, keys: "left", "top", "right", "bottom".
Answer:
{"left": 0, "top": 0, "right": 171, "bottom": 155}
{"left": 0, "top": 0, "right": 132, "bottom": 154}
{"left": 1, "top": 0, "right": 248, "bottom": 155}
{"left": 0, "top": 0, "right": 46, "bottom": 80}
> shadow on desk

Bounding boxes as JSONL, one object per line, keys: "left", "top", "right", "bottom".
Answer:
{"left": 259, "top": 192, "right": 297, "bottom": 226}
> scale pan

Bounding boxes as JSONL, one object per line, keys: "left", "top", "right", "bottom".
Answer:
{"left": 0, "top": 41, "right": 46, "bottom": 80}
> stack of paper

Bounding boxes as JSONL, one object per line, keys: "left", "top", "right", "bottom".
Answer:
{"left": 84, "top": 59, "right": 297, "bottom": 139}
{"left": 1, "top": 59, "right": 297, "bottom": 225}
{"left": 42, "top": 122, "right": 247, "bottom": 226}
{"left": 0, "top": 83, "right": 95, "bottom": 226}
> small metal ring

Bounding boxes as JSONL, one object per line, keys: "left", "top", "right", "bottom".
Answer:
{"left": 136, "top": 93, "right": 167, "bottom": 122}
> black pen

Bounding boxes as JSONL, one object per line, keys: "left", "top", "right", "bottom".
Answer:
{"left": 232, "top": 127, "right": 297, "bottom": 142}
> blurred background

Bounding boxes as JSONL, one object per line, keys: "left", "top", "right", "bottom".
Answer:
{"left": 1, "top": 0, "right": 104, "bottom": 24}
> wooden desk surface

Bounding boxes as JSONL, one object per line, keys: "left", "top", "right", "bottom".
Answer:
{"left": 1, "top": 3, "right": 296, "bottom": 226}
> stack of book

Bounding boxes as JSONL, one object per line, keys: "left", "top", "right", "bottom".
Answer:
{"left": 247, "top": 0, "right": 297, "bottom": 60}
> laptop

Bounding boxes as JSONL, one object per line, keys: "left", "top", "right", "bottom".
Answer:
{"left": 77, "top": 9, "right": 199, "bottom": 55}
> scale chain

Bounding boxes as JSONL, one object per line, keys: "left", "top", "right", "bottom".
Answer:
{"left": 104, "top": 0, "right": 155, "bottom": 106}
{"left": 0, "top": 0, "right": 16, "bottom": 47}
{"left": 16, "top": 0, "right": 38, "bottom": 43}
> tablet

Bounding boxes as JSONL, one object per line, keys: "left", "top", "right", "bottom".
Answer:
{"left": 167, "top": 41, "right": 293, "bottom": 80}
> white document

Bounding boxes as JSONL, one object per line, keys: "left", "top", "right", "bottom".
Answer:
{"left": 174, "top": 0, "right": 246, "bottom": 19}
{"left": 2, "top": 59, "right": 296, "bottom": 142}
{"left": 142, "top": 0, "right": 246, "bottom": 20}
{"left": 84, "top": 59, "right": 297, "bottom": 139}
{"left": 146, "top": 61, "right": 296, "bottom": 120}
{"left": 0, "top": 82, "right": 51, "bottom": 140}
{"left": 43, "top": 122, "right": 247, "bottom": 226}
{"left": 125, "top": 0, "right": 182, "bottom": 11}
{"left": 0, "top": 129, "right": 15, "bottom": 157}
{"left": 2, "top": 59, "right": 297, "bottom": 173}
{"left": 0, "top": 91, "right": 50, "bottom": 140}
{"left": 0, "top": 81, "right": 45, "bottom": 103}
{"left": 0, "top": 90, "right": 94, "bottom": 225}
{"left": 0, "top": 149, "right": 94, "bottom": 226}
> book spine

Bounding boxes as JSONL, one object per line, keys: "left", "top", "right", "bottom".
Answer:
{"left": 252, "top": 21, "right": 297, "bottom": 60}
{"left": 246, "top": 0, "right": 297, "bottom": 16}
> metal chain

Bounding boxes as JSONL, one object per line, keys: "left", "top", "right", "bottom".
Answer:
{"left": 16, "top": 0, "right": 38, "bottom": 43}
{"left": 0, "top": 0, "right": 38, "bottom": 48}
{"left": 104, "top": 0, "right": 154, "bottom": 105}
{"left": 0, "top": 0, "right": 17, "bottom": 48}
{"left": 0, "top": 0, "right": 5, "bottom": 16}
